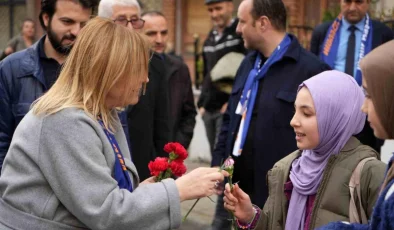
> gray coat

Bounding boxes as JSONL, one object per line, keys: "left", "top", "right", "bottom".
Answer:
{"left": 0, "top": 108, "right": 181, "bottom": 230}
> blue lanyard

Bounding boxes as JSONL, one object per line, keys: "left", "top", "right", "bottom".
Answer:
{"left": 98, "top": 120, "right": 133, "bottom": 192}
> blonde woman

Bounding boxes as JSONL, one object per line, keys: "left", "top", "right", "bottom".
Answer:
{"left": 0, "top": 17, "right": 227, "bottom": 230}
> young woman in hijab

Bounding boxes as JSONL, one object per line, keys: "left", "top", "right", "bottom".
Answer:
{"left": 222, "top": 70, "right": 387, "bottom": 230}
{"left": 0, "top": 17, "right": 228, "bottom": 230}
{"left": 317, "top": 41, "right": 394, "bottom": 230}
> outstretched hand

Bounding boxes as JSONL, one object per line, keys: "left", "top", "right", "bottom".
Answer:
{"left": 176, "top": 167, "right": 229, "bottom": 202}
{"left": 223, "top": 183, "right": 255, "bottom": 223}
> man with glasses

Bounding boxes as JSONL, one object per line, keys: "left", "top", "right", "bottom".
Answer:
{"left": 98, "top": 0, "right": 171, "bottom": 181}
{"left": 310, "top": 0, "right": 394, "bottom": 152}
{"left": 0, "top": 0, "right": 98, "bottom": 173}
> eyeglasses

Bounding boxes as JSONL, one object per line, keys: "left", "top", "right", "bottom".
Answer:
{"left": 113, "top": 18, "right": 145, "bottom": 29}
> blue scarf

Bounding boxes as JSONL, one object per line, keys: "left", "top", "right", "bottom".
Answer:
{"left": 99, "top": 120, "right": 133, "bottom": 192}
{"left": 232, "top": 34, "right": 291, "bottom": 156}
{"left": 320, "top": 14, "right": 372, "bottom": 85}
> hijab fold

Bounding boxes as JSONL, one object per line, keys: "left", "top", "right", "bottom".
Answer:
{"left": 285, "top": 70, "right": 366, "bottom": 230}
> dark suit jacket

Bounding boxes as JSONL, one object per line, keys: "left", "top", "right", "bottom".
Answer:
{"left": 310, "top": 19, "right": 394, "bottom": 57}
{"left": 126, "top": 53, "right": 171, "bottom": 180}
{"left": 212, "top": 35, "right": 331, "bottom": 207}
{"left": 164, "top": 54, "right": 197, "bottom": 149}
{"left": 310, "top": 19, "right": 394, "bottom": 151}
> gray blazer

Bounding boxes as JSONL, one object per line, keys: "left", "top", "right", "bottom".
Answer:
{"left": 0, "top": 108, "right": 181, "bottom": 230}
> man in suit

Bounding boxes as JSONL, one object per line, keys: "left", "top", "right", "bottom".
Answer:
{"left": 98, "top": 0, "right": 171, "bottom": 180}
{"left": 141, "top": 11, "right": 197, "bottom": 149}
{"left": 211, "top": 0, "right": 331, "bottom": 229}
{"left": 310, "top": 0, "right": 394, "bottom": 151}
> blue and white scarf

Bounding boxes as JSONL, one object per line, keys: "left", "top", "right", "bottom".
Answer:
{"left": 232, "top": 34, "right": 291, "bottom": 156}
{"left": 320, "top": 14, "right": 372, "bottom": 85}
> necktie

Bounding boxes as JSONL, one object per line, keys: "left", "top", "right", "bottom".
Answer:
{"left": 345, "top": 25, "right": 356, "bottom": 76}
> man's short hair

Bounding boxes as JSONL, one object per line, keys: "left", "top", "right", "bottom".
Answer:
{"left": 141, "top": 11, "right": 166, "bottom": 19}
{"left": 205, "top": 0, "right": 232, "bottom": 5}
{"left": 22, "top": 18, "right": 34, "bottom": 27}
{"left": 39, "top": 0, "right": 99, "bottom": 30}
{"left": 251, "top": 0, "right": 287, "bottom": 31}
{"left": 98, "top": 0, "right": 141, "bottom": 18}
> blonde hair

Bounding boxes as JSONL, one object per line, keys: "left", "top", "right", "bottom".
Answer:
{"left": 32, "top": 17, "right": 150, "bottom": 131}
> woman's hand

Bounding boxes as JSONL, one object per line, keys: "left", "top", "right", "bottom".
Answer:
{"left": 223, "top": 183, "right": 255, "bottom": 223}
{"left": 139, "top": 176, "right": 156, "bottom": 186}
{"left": 175, "top": 167, "right": 229, "bottom": 202}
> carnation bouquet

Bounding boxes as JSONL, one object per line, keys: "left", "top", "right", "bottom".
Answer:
{"left": 148, "top": 142, "right": 188, "bottom": 181}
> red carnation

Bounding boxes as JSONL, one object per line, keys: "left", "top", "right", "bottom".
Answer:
{"left": 148, "top": 157, "right": 169, "bottom": 177}
{"left": 169, "top": 161, "right": 187, "bottom": 177}
{"left": 174, "top": 145, "right": 188, "bottom": 161}
{"left": 164, "top": 142, "right": 188, "bottom": 162}
{"left": 163, "top": 142, "right": 177, "bottom": 154}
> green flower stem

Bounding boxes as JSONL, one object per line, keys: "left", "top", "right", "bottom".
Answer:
{"left": 227, "top": 176, "right": 238, "bottom": 230}
{"left": 157, "top": 171, "right": 164, "bottom": 182}
{"left": 229, "top": 176, "right": 234, "bottom": 191}
{"left": 163, "top": 169, "right": 172, "bottom": 179}
{"left": 183, "top": 157, "right": 234, "bottom": 223}
{"left": 182, "top": 198, "right": 200, "bottom": 222}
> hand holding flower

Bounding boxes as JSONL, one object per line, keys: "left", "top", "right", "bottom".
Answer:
{"left": 182, "top": 156, "right": 235, "bottom": 223}
{"left": 175, "top": 167, "right": 228, "bottom": 202}
{"left": 223, "top": 183, "right": 255, "bottom": 223}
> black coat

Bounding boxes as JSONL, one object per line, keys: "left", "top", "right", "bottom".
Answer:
{"left": 126, "top": 53, "right": 171, "bottom": 180}
{"left": 310, "top": 19, "right": 394, "bottom": 151}
{"left": 212, "top": 35, "right": 331, "bottom": 208}
{"left": 164, "top": 54, "right": 196, "bottom": 149}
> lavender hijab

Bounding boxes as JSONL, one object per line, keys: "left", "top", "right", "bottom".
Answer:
{"left": 285, "top": 70, "right": 366, "bottom": 230}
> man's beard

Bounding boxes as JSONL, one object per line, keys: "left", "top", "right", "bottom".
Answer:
{"left": 47, "top": 20, "right": 76, "bottom": 55}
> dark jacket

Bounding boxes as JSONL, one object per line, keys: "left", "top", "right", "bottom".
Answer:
{"left": 310, "top": 19, "right": 394, "bottom": 57}
{"left": 197, "top": 18, "right": 246, "bottom": 112}
{"left": 0, "top": 37, "right": 48, "bottom": 172}
{"left": 310, "top": 19, "right": 394, "bottom": 152}
{"left": 212, "top": 35, "right": 331, "bottom": 207}
{"left": 126, "top": 53, "right": 171, "bottom": 180}
{"left": 164, "top": 54, "right": 196, "bottom": 149}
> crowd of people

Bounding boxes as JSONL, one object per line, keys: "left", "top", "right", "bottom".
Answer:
{"left": 0, "top": 0, "right": 393, "bottom": 229}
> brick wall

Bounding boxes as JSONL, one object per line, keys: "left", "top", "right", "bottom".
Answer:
{"left": 283, "top": 0, "right": 303, "bottom": 26}
{"left": 140, "top": 0, "right": 162, "bottom": 11}
{"left": 162, "top": 0, "right": 176, "bottom": 52}
{"left": 328, "top": 1, "right": 340, "bottom": 11}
